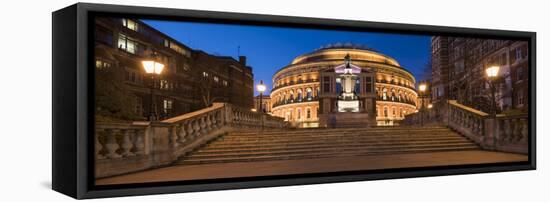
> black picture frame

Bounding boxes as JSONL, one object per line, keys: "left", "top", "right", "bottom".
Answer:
{"left": 52, "top": 3, "right": 536, "bottom": 199}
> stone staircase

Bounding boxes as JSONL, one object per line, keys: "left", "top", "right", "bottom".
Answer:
{"left": 176, "top": 126, "right": 480, "bottom": 165}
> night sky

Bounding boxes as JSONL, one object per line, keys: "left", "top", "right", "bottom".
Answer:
{"left": 142, "top": 19, "right": 432, "bottom": 95}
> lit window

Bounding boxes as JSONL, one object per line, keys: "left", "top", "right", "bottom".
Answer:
{"left": 122, "top": 19, "right": 139, "bottom": 31}
{"left": 160, "top": 80, "right": 169, "bottom": 90}
{"left": 163, "top": 99, "right": 173, "bottom": 114}
{"left": 117, "top": 34, "right": 137, "bottom": 54}
{"left": 214, "top": 76, "right": 219, "bottom": 82}
{"left": 222, "top": 80, "right": 228, "bottom": 86}
{"left": 202, "top": 72, "right": 209, "bottom": 77}
{"left": 95, "top": 60, "right": 111, "bottom": 69}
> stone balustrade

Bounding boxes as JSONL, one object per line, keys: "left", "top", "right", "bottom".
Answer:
{"left": 446, "top": 100, "right": 488, "bottom": 144}
{"left": 493, "top": 113, "right": 529, "bottom": 153}
{"left": 95, "top": 102, "right": 286, "bottom": 178}
{"left": 403, "top": 100, "right": 528, "bottom": 154}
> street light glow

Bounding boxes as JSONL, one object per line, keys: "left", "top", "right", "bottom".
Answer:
{"left": 257, "top": 80, "right": 266, "bottom": 93}
{"left": 427, "top": 104, "right": 433, "bottom": 109}
{"left": 419, "top": 83, "right": 427, "bottom": 92}
{"left": 485, "top": 65, "right": 500, "bottom": 78}
{"left": 142, "top": 60, "right": 165, "bottom": 75}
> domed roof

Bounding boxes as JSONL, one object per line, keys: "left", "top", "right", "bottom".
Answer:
{"left": 290, "top": 43, "right": 401, "bottom": 67}
{"left": 314, "top": 42, "right": 377, "bottom": 52}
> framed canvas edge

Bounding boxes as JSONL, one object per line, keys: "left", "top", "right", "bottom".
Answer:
{"left": 52, "top": 2, "right": 536, "bottom": 199}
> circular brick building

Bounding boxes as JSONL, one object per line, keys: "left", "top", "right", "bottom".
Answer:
{"left": 270, "top": 43, "right": 419, "bottom": 127}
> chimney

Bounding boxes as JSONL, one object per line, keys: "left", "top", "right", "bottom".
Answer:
{"left": 239, "top": 56, "right": 247, "bottom": 66}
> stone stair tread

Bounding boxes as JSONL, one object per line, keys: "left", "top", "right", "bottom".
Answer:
{"left": 176, "top": 126, "right": 480, "bottom": 165}
{"left": 211, "top": 136, "right": 467, "bottom": 146}
{"left": 179, "top": 147, "right": 481, "bottom": 164}
{"left": 188, "top": 143, "right": 478, "bottom": 159}
{"left": 207, "top": 137, "right": 469, "bottom": 148}
{"left": 199, "top": 139, "right": 473, "bottom": 153}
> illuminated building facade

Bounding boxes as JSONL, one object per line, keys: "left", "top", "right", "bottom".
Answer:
{"left": 270, "top": 44, "right": 419, "bottom": 127}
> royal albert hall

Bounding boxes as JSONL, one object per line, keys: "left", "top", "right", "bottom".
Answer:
{"left": 270, "top": 44, "right": 420, "bottom": 127}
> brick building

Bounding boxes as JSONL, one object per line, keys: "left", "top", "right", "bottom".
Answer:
{"left": 431, "top": 36, "right": 529, "bottom": 113}
{"left": 94, "top": 17, "right": 253, "bottom": 121}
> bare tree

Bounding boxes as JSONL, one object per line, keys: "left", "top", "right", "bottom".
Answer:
{"left": 197, "top": 74, "right": 226, "bottom": 108}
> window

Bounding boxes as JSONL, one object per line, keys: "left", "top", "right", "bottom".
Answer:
{"left": 202, "top": 72, "right": 209, "bottom": 77}
{"left": 306, "top": 88, "right": 312, "bottom": 100}
{"left": 297, "top": 108, "right": 302, "bottom": 120}
{"left": 160, "top": 80, "right": 169, "bottom": 90}
{"left": 214, "top": 76, "right": 219, "bottom": 83}
{"left": 517, "top": 67, "right": 524, "bottom": 81}
{"left": 163, "top": 99, "right": 173, "bottom": 114}
{"left": 117, "top": 34, "right": 138, "bottom": 54}
{"left": 518, "top": 90, "right": 525, "bottom": 106}
{"left": 382, "top": 88, "right": 387, "bottom": 100}
{"left": 95, "top": 60, "right": 111, "bottom": 69}
{"left": 122, "top": 19, "right": 139, "bottom": 31}
{"left": 306, "top": 108, "right": 311, "bottom": 119}
{"left": 134, "top": 96, "right": 142, "bottom": 116}
{"left": 323, "top": 76, "right": 331, "bottom": 93}
{"left": 515, "top": 48, "right": 524, "bottom": 61}
{"left": 222, "top": 80, "right": 228, "bottom": 86}
{"left": 95, "top": 27, "right": 113, "bottom": 45}
{"left": 384, "top": 107, "right": 388, "bottom": 117}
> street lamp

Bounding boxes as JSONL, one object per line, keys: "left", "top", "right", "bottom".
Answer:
{"left": 485, "top": 65, "right": 500, "bottom": 118}
{"left": 142, "top": 52, "right": 165, "bottom": 121}
{"left": 256, "top": 80, "right": 266, "bottom": 113}
{"left": 418, "top": 82, "right": 428, "bottom": 126}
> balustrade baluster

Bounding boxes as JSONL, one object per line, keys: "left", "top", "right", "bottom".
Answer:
{"left": 134, "top": 129, "right": 145, "bottom": 155}
{"left": 104, "top": 129, "right": 121, "bottom": 159}
{"left": 95, "top": 130, "right": 105, "bottom": 160}
{"left": 178, "top": 122, "right": 187, "bottom": 143}
{"left": 193, "top": 119, "right": 201, "bottom": 136}
{"left": 200, "top": 116, "right": 207, "bottom": 134}
{"left": 206, "top": 113, "right": 213, "bottom": 130}
{"left": 120, "top": 129, "right": 134, "bottom": 157}
{"left": 186, "top": 120, "right": 195, "bottom": 138}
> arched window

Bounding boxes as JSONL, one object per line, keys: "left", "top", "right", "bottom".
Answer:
{"left": 297, "top": 89, "right": 303, "bottom": 102}
{"left": 297, "top": 108, "right": 302, "bottom": 120}
{"left": 382, "top": 88, "right": 388, "bottom": 100}
{"left": 384, "top": 107, "right": 388, "bottom": 117}
{"left": 306, "top": 88, "right": 313, "bottom": 100}
{"left": 306, "top": 108, "right": 311, "bottom": 119}
{"left": 289, "top": 90, "right": 294, "bottom": 102}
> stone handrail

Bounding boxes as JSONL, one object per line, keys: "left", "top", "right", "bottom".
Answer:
{"left": 95, "top": 102, "right": 286, "bottom": 178}
{"left": 493, "top": 113, "right": 529, "bottom": 153}
{"left": 403, "top": 100, "right": 528, "bottom": 154}
{"left": 446, "top": 100, "right": 488, "bottom": 144}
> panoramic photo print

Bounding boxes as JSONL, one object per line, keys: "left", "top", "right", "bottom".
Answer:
{"left": 93, "top": 17, "right": 530, "bottom": 185}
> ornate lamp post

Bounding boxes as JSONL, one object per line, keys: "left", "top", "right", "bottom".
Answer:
{"left": 485, "top": 65, "right": 500, "bottom": 118}
{"left": 256, "top": 80, "right": 267, "bottom": 130}
{"left": 142, "top": 52, "right": 165, "bottom": 121}
{"left": 418, "top": 82, "right": 427, "bottom": 126}
{"left": 256, "top": 80, "right": 267, "bottom": 113}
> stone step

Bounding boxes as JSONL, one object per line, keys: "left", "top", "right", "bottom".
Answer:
{"left": 198, "top": 137, "right": 470, "bottom": 152}
{"left": 211, "top": 135, "right": 466, "bottom": 146}
{"left": 196, "top": 139, "right": 475, "bottom": 154}
{"left": 179, "top": 146, "right": 480, "bottom": 165}
{"left": 231, "top": 128, "right": 452, "bottom": 136}
{"left": 222, "top": 131, "right": 458, "bottom": 140}
{"left": 187, "top": 142, "right": 478, "bottom": 159}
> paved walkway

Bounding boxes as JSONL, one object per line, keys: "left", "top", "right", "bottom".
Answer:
{"left": 96, "top": 150, "right": 527, "bottom": 185}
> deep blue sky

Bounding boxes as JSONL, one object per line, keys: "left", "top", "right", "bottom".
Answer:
{"left": 142, "top": 19, "right": 431, "bottom": 95}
